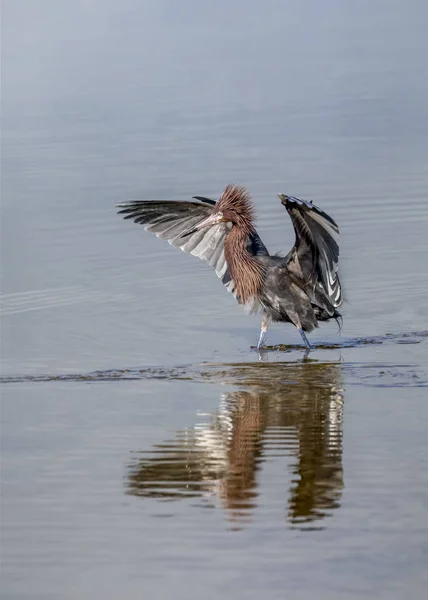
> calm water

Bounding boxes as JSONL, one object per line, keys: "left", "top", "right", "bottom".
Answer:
{"left": 1, "top": 1, "right": 428, "bottom": 598}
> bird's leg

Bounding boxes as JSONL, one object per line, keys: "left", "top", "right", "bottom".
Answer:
{"left": 298, "top": 327, "right": 313, "bottom": 351}
{"left": 256, "top": 314, "right": 271, "bottom": 350}
{"left": 257, "top": 329, "right": 267, "bottom": 351}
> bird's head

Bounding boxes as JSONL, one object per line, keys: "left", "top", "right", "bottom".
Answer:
{"left": 183, "top": 185, "right": 255, "bottom": 237}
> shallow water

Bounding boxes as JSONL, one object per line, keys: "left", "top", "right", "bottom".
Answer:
{"left": 1, "top": 1, "right": 428, "bottom": 599}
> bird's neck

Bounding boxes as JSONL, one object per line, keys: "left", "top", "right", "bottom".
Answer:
{"left": 225, "top": 226, "right": 264, "bottom": 306}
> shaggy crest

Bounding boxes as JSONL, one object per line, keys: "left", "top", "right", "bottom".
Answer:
{"left": 216, "top": 184, "right": 256, "bottom": 232}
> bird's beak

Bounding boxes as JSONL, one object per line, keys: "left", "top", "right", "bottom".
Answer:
{"left": 181, "top": 212, "right": 223, "bottom": 237}
{"left": 278, "top": 193, "right": 289, "bottom": 206}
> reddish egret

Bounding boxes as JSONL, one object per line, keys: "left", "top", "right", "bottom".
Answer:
{"left": 117, "top": 185, "right": 343, "bottom": 350}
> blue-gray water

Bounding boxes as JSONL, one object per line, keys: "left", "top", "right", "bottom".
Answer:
{"left": 1, "top": 1, "right": 428, "bottom": 598}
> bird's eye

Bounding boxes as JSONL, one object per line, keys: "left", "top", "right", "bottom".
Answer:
{"left": 216, "top": 211, "right": 224, "bottom": 221}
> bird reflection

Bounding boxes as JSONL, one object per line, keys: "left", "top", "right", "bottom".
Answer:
{"left": 126, "top": 361, "right": 344, "bottom": 529}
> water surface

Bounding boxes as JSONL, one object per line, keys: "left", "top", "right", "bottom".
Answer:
{"left": 1, "top": 1, "right": 428, "bottom": 599}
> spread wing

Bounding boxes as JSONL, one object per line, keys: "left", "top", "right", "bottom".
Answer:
{"left": 117, "top": 197, "right": 269, "bottom": 303}
{"left": 117, "top": 200, "right": 231, "bottom": 283}
{"left": 279, "top": 194, "right": 342, "bottom": 311}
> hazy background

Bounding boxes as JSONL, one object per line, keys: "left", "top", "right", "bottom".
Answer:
{"left": 1, "top": 1, "right": 428, "bottom": 599}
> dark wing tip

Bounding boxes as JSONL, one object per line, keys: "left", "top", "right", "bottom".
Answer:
{"left": 278, "top": 193, "right": 338, "bottom": 228}
{"left": 278, "top": 193, "right": 313, "bottom": 209}
{"left": 116, "top": 201, "right": 140, "bottom": 209}
{"left": 117, "top": 198, "right": 216, "bottom": 214}
{"left": 192, "top": 196, "right": 217, "bottom": 206}
{"left": 116, "top": 202, "right": 140, "bottom": 217}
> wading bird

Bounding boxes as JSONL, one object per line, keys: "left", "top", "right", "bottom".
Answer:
{"left": 117, "top": 185, "right": 343, "bottom": 350}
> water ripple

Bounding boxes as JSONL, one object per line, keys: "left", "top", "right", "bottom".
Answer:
{"left": 1, "top": 331, "right": 427, "bottom": 387}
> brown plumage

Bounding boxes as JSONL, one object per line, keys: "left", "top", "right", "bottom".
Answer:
{"left": 217, "top": 186, "right": 265, "bottom": 307}
{"left": 117, "top": 183, "right": 343, "bottom": 351}
{"left": 216, "top": 184, "right": 256, "bottom": 233}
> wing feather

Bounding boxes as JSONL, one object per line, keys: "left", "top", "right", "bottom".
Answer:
{"left": 279, "top": 194, "right": 342, "bottom": 310}
{"left": 118, "top": 197, "right": 268, "bottom": 304}
{"left": 117, "top": 200, "right": 232, "bottom": 288}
